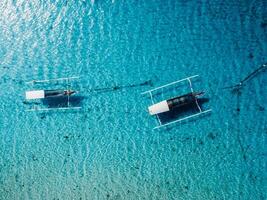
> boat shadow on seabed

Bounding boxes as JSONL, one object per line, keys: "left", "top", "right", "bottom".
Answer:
{"left": 41, "top": 96, "right": 84, "bottom": 108}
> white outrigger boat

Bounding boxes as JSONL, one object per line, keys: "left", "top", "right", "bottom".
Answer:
{"left": 142, "top": 75, "right": 211, "bottom": 129}
{"left": 25, "top": 76, "right": 82, "bottom": 112}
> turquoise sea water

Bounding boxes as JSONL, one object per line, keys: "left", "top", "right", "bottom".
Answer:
{"left": 0, "top": 0, "right": 267, "bottom": 199}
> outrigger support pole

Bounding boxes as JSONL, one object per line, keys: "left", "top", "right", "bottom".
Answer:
{"left": 26, "top": 106, "right": 82, "bottom": 112}
{"left": 187, "top": 78, "right": 202, "bottom": 112}
{"left": 141, "top": 75, "right": 199, "bottom": 95}
{"left": 153, "top": 109, "right": 212, "bottom": 130}
{"left": 26, "top": 76, "right": 79, "bottom": 84}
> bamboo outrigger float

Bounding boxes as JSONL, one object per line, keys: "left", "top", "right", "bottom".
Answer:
{"left": 25, "top": 76, "right": 82, "bottom": 112}
{"left": 142, "top": 75, "right": 211, "bottom": 129}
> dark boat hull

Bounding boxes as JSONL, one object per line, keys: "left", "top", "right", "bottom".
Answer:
{"left": 148, "top": 92, "right": 204, "bottom": 115}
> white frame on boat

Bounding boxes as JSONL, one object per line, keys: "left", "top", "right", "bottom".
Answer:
{"left": 141, "top": 75, "right": 212, "bottom": 129}
{"left": 25, "top": 76, "right": 82, "bottom": 112}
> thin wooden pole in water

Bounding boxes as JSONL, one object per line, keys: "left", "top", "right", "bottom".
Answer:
{"left": 222, "top": 63, "right": 267, "bottom": 90}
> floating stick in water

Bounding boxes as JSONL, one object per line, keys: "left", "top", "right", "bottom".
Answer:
{"left": 89, "top": 80, "right": 153, "bottom": 93}
{"left": 222, "top": 63, "right": 267, "bottom": 90}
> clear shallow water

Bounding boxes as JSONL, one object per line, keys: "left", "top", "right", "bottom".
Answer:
{"left": 0, "top": 0, "right": 266, "bottom": 199}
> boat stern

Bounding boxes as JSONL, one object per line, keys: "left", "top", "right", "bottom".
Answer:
{"left": 148, "top": 100, "right": 170, "bottom": 115}
{"left": 25, "top": 90, "right": 45, "bottom": 100}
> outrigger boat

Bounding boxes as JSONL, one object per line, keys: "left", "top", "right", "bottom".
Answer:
{"left": 25, "top": 76, "right": 82, "bottom": 111}
{"left": 142, "top": 75, "right": 211, "bottom": 129}
{"left": 148, "top": 91, "right": 205, "bottom": 115}
{"left": 26, "top": 89, "right": 76, "bottom": 100}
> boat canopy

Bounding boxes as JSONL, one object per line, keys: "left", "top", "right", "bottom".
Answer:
{"left": 26, "top": 90, "right": 45, "bottom": 100}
